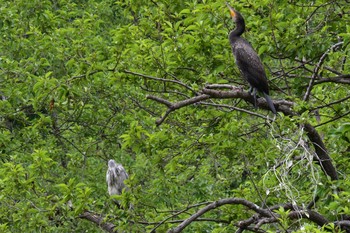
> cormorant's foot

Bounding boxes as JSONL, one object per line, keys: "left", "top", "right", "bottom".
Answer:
{"left": 252, "top": 88, "right": 257, "bottom": 108}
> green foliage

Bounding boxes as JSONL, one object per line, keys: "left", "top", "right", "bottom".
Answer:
{"left": 274, "top": 207, "right": 291, "bottom": 229}
{"left": 0, "top": 0, "right": 349, "bottom": 232}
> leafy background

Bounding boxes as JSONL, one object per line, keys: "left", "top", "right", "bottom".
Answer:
{"left": 0, "top": 0, "right": 349, "bottom": 232}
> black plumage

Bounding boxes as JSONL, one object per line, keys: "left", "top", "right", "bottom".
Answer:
{"left": 226, "top": 3, "right": 276, "bottom": 114}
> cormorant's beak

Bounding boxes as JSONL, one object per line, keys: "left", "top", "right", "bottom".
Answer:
{"left": 226, "top": 2, "right": 236, "bottom": 18}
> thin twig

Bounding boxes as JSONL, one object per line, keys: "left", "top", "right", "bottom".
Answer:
{"left": 315, "top": 110, "right": 350, "bottom": 128}
{"left": 314, "top": 74, "right": 350, "bottom": 85}
{"left": 124, "top": 70, "right": 197, "bottom": 94}
{"left": 310, "top": 95, "right": 350, "bottom": 112}
{"left": 303, "top": 41, "right": 344, "bottom": 101}
{"left": 167, "top": 198, "right": 271, "bottom": 233}
{"left": 149, "top": 202, "right": 214, "bottom": 233}
{"left": 198, "top": 101, "right": 268, "bottom": 119}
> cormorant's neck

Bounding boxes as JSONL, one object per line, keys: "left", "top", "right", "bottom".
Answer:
{"left": 229, "top": 18, "right": 245, "bottom": 40}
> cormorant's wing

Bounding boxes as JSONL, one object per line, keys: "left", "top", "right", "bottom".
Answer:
{"left": 232, "top": 38, "right": 269, "bottom": 94}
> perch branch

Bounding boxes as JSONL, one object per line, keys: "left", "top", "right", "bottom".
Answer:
{"left": 147, "top": 84, "right": 337, "bottom": 181}
{"left": 148, "top": 85, "right": 289, "bottom": 125}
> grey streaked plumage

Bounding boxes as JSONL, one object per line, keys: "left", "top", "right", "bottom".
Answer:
{"left": 227, "top": 3, "right": 276, "bottom": 114}
{"left": 106, "top": 159, "right": 129, "bottom": 196}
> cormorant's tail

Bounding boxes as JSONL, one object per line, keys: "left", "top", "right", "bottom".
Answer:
{"left": 263, "top": 93, "right": 276, "bottom": 114}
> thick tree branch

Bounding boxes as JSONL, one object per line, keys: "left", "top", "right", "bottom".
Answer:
{"left": 304, "top": 123, "right": 338, "bottom": 180}
{"left": 167, "top": 198, "right": 273, "bottom": 233}
{"left": 149, "top": 201, "right": 212, "bottom": 233}
{"left": 149, "top": 87, "right": 335, "bottom": 180}
{"left": 148, "top": 85, "right": 292, "bottom": 125}
{"left": 147, "top": 94, "right": 210, "bottom": 125}
{"left": 79, "top": 201, "right": 350, "bottom": 233}
{"left": 79, "top": 211, "right": 116, "bottom": 233}
{"left": 147, "top": 95, "right": 173, "bottom": 108}
{"left": 335, "top": 221, "right": 350, "bottom": 228}
{"left": 201, "top": 87, "right": 293, "bottom": 111}
{"left": 147, "top": 84, "right": 337, "bottom": 180}
{"left": 288, "top": 210, "right": 328, "bottom": 226}
{"left": 141, "top": 218, "right": 230, "bottom": 225}
{"left": 166, "top": 199, "right": 341, "bottom": 233}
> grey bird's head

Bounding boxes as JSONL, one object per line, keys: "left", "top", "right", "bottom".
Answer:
{"left": 108, "top": 159, "right": 117, "bottom": 168}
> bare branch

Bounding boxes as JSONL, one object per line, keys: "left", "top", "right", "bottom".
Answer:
{"left": 314, "top": 110, "right": 350, "bottom": 128}
{"left": 303, "top": 41, "right": 344, "bottom": 101}
{"left": 314, "top": 74, "right": 350, "bottom": 85}
{"left": 69, "top": 70, "right": 103, "bottom": 82}
{"left": 205, "top": 83, "right": 238, "bottom": 89}
{"left": 147, "top": 94, "right": 210, "bottom": 125}
{"left": 304, "top": 123, "right": 338, "bottom": 180}
{"left": 123, "top": 70, "right": 197, "bottom": 94}
{"left": 255, "top": 217, "right": 277, "bottom": 229}
{"left": 147, "top": 83, "right": 337, "bottom": 181}
{"left": 147, "top": 95, "right": 173, "bottom": 108}
{"left": 166, "top": 198, "right": 336, "bottom": 232}
{"left": 147, "top": 85, "right": 286, "bottom": 125}
{"left": 288, "top": 210, "right": 329, "bottom": 226}
{"left": 79, "top": 211, "right": 116, "bottom": 233}
{"left": 149, "top": 202, "right": 212, "bottom": 233}
{"left": 236, "top": 216, "right": 257, "bottom": 229}
{"left": 235, "top": 225, "right": 267, "bottom": 233}
{"left": 167, "top": 198, "right": 273, "bottom": 233}
{"left": 334, "top": 220, "right": 350, "bottom": 227}
{"left": 239, "top": 209, "right": 329, "bottom": 230}
{"left": 130, "top": 97, "right": 158, "bottom": 117}
{"left": 199, "top": 102, "right": 268, "bottom": 119}
{"left": 310, "top": 95, "right": 350, "bottom": 112}
{"left": 201, "top": 87, "right": 293, "bottom": 112}
{"left": 324, "top": 66, "right": 343, "bottom": 75}
{"left": 201, "top": 87, "right": 251, "bottom": 99}
{"left": 79, "top": 200, "right": 346, "bottom": 233}
{"left": 148, "top": 218, "right": 229, "bottom": 232}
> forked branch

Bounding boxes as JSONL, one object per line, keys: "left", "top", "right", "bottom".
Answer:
{"left": 148, "top": 84, "right": 292, "bottom": 125}
{"left": 147, "top": 84, "right": 338, "bottom": 181}
{"left": 167, "top": 199, "right": 350, "bottom": 233}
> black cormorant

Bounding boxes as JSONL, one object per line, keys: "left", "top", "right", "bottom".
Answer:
{"left": 226, "top": 2, "right": 276, "bottom": 114}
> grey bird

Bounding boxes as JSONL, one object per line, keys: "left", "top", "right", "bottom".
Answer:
{"left": 106, "top": 159, "right": 129, "bottom": 196}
